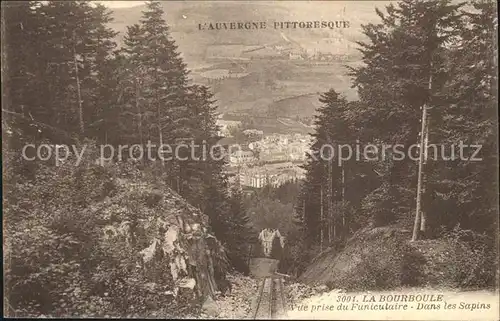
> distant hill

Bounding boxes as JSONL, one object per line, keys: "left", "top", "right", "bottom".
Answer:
{"left": 109, "top": 1, "right": 393, "bottom": 63}
{"left": 107, "top": 1, "right": 393, "bottom": 117}
{"left": 268, "top": 93, "right": 323, "bottom": 119}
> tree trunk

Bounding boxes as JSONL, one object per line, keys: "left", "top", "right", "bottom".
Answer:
{"left": 72, "top": 39, "right": 84, "bottom": 135}
{"left": 320, "top": 186, "right": 324, "bottom": 252}
{"left": 341, "top": 164, "right": 346, "bottom": 239}
{"left": 135, "top": 79, "right": 144, "bottom": 147}
{"left": 302, "top": 199, "right": 306, "bottom": 221}
{"left": 412, "top": 102, "right": 427, "bottom": 241}
{"left": 412, "top": 63, "right": 433, "bottom": 241}
{"left": 420, "top": 119, "right": 429, "bottom": 234}
{"left": 327, "top": 159, "right": 333, "bottom": 244}
{"left": 159, "top": 124, "right": 164, "bottom": 167}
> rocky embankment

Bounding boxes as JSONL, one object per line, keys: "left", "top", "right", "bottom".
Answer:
{"left": 199, "top": 273, "right": 259, "bottom": 319}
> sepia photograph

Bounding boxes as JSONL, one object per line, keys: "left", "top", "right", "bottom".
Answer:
{"left": 2, "top": 0, "right": 499, "bottom": 319}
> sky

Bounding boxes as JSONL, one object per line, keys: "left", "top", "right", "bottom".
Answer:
{"left": 93, "top": 1, "right": 145, "bottom": 8}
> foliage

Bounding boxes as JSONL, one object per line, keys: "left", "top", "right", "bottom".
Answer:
{"left": 441, "top": 226, "right": 497, "bottom": 288}
{"left": 300, "top": 227, "right": 427, "bottom": 291}
{"left": 244, "top": 181, "right": 301, "bottom": 237}
{"left": 3, "top": 143, "right": 231, "bottom": 317}
{"left": 2, "top": 1, "right": 249, "bottom": 316}
{"left": 3, "top": 1, "right": 117, "bottom": 143}
{"left": 279, "top": 211, "right": 311, "bottom": 276}
{"left": 293, "top": 0, "right": 498, "bottom": 281}
{"left": 5, "top": 147, "right": 114, "bottom": 316}
{"left": 224, "top": 187, "right": 256, "bottom": 274}
{"left": 246, "top": 198, "right": 295, "bottom": 235}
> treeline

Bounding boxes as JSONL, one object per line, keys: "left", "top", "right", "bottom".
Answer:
{"left": 292, "top": 0, "right": 497, "bottom": 279}
{"left": 2, "top": 0, "right": 253, "bottom": 289}
{"left": 244, "top": 181, "right": 301, "bottom": 235}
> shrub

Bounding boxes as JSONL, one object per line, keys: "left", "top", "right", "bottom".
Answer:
{"left": 442, "top": 225, "right": 497, "bottom": 289}
{"left": 341, "top": 243, "right": 404, "bottom": 291}
{"left": 301, "top": 228, "right": 428, "bottom": 291}
{"left": 280, "top": 227, "right": 311, "bottom": 277}
{"left": 3, "top": 143, "right": 213, "bottom": 317}
{"left": 400, "top": 244, "right": 427, "bottom": 286}
{"left": 360, "top": 183, "right": 398, "bottom": 227}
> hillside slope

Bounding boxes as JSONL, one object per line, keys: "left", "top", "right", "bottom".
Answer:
{"left": 106, "top": 1, "right": 391, "bottom": 115}
{"left": 4, "top": 157, "right": 230, "bottom": 318}
{"left": 100, "top": 176, "right": 229, "bottom": 303}
{"left": 299, "top": 226, "right": 496, "bottom": 291}
{"left": 108, "top": 1, "right": 393, "bottom": 63}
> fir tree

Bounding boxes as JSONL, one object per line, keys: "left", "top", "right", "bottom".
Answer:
{"left": 225, "top": 186, "right": 255, "bottom": 273}
{"left": 119, "top": 23, "right": 148, "bottom": 147}
{"left": 2, "top": 1, "right": 45, "bottom": 147}
{"left": 297, "top": 89, "right": 355, "bottom": 246}
{"left": 84, "top": 3, "right": 119, "bottom": 144}
{"left": 426, "top": 0, "right": 498, "bottom": 236}
{"left": 348, "top": 0, "right": 466, "bottom": 235}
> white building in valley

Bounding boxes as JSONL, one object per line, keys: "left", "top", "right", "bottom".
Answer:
{"left": 229, "top": 150, "right": 257, "bottom": 165}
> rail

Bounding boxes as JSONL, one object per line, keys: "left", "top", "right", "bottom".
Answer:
{"left": 252, "top": 276, "right": 287, "bottom": 319}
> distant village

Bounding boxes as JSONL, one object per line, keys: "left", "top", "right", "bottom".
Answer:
{"left": 202, "top": 36, "right": 349, "bottom": 189}
{"left": 203, "top": 36, "right": 356, "bottom": 66}
{"left": 217, "top": 118, "right": 312, "bottom": 189}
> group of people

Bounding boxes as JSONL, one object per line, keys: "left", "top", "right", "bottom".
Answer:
{"left": 258, "top": 228, "right": 285, "bottom": 258}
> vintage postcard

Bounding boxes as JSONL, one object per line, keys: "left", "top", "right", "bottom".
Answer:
{"left": 2, "top": 0, "right": 498, "bottom": 319}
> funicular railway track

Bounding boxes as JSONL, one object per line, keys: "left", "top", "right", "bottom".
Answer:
{"left": 253, "top": 277, "right": 287, "bottom": 319}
